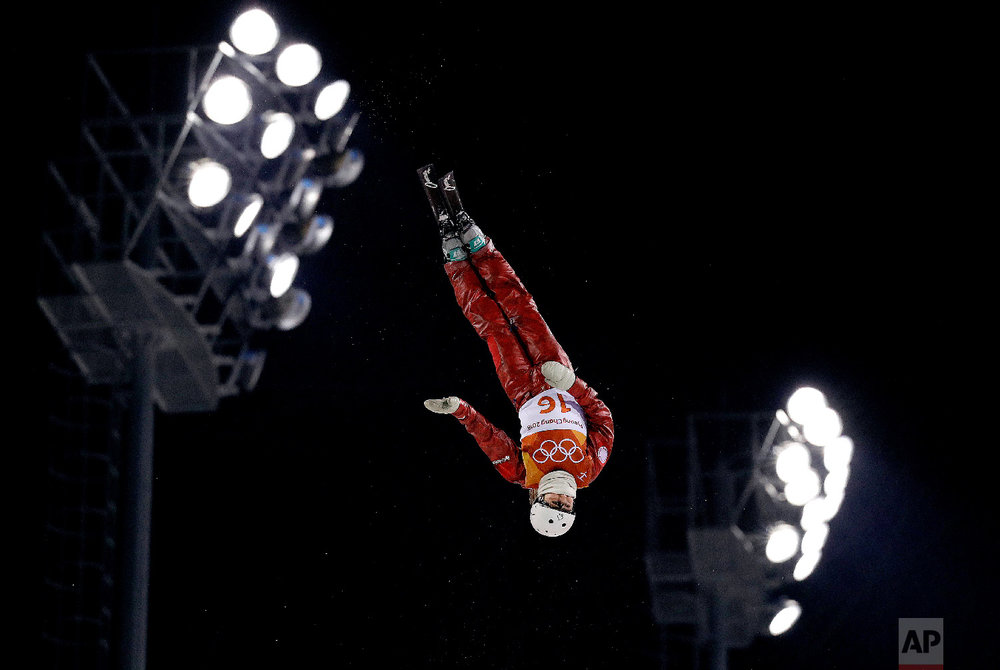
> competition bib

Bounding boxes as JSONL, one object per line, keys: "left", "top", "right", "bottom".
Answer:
{"left": 518, "top": 388, "right": 588, "bottom": 440}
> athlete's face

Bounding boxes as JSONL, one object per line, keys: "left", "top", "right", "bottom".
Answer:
{"left": 541, "top": 493, "right": 575, "bottom": 513}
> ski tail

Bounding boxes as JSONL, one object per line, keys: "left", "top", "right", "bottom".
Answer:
{"left": 437, "top": 171, "right": 476, "bottom": 232}
{"left": 417, "top": 164, "right": 456, "bottom": 236}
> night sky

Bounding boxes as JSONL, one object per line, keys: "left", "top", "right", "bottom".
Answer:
{"left": 18, "top": 2, "right": 993, "bottom": 669}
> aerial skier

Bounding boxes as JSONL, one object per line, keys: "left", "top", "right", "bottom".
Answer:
{"left": 418, "top": 165, "right": 614, "bottom": 537}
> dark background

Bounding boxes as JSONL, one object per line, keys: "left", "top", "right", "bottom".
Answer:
{"left": 17, "top": 2, "right": 992, "bottom": 668}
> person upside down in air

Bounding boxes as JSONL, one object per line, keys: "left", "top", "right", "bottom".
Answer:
{"left": 418, "top": 165, "right": 614, "bottom": 537}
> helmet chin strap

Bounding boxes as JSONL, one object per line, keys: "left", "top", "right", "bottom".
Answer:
{"left": 537, "top": 470, "right": 577, "bottom": 499}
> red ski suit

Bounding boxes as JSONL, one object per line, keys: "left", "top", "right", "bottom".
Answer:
{"left": 445, "top": 239, "right": 614, "bottom": 490}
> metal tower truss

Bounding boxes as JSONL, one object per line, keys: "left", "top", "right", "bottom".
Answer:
{"left": 38, "top": 42, "right": 360, "bottom": 413}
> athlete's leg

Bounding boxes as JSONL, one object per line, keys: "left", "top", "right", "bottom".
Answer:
{"left": 468, "top": 240, "right": 573, "bottom": 372}
{"left": 436, "top": 171, "right": 572, "bottom": 373}
{"left": 445, "top": 259, "right": 539, "bottom": 409}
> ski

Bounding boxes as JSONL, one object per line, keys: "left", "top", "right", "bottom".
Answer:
{"left": 416, "top": 164, "right": 456, "bottom": 237}
{"left": 437, "top": 171, "right": 475, "bottom": 232}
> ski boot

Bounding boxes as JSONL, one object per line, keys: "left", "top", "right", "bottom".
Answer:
{"left": 438, "top": 171, "right": 486, "bottom": 254}
{"left": 417, "top": 164, "right": 466, "bottom": 261}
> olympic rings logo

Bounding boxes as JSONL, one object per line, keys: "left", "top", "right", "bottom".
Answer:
{"left": 532, "top": 439, "right": 585, "bottom": 464}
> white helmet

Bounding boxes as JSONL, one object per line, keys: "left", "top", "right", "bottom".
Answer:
{"left": 529, "top": 470, "right": 578, "bottom": 537}
{"left": 530, "top": 499, "right": 576, "bottom": 537}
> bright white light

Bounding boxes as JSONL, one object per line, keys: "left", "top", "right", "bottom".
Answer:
{"left": 260, "top": 112, "right": 296, "bottom": 159}
{"left": 824, "top": 467, "right": 850, "bottom": 495}
{"left": 765, "top": 524, "right": 800, "bottom": 563}
{"left": 188, "top": 160, "right": 231, "bottom": 208}
{"left": 234, "top": 194, "right": 263, "bottom": 237}
{"left": 824, "top": 487, "right": 845, "bottom": 519}
{"left": 314, "top": 80, "right": 350, "bottom": 119}
{"left": 230, "top": 8, "right": 279, "bottom": 55}
{"left": 824, "top": 436, "right": 854, "bottom": 471}
{"left": 801, "top": 522, "right": 829, "bottom": 554}
{"left": 775, "top": 442, "right": 811, "bottom": 483}
{"left": 793, "top": 551, "right": 821, "bottom": 581}
{"left": 801, "top": 497, "right": 832, "bottom": 530}
{"left": 268, "top": 252, "right": 299, "bottom": 298}
{"left": 785, "top": 468, "right": 821, "bottom": 506}
{"left": 769, "top": 600, "right": 802, "bottom": 636}
{"left": 787, "top": 387, "right": 827, "bottom": 425}
{"left": 803, "top": 406, "right": 843, "bottom": 447}
{"left": 276, "top": 43, "right": 322, "bottom": 86}
{"left": 203, "top": 76, "right": 252, "bottom": 124}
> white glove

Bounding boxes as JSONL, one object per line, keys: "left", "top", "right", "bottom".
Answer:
{"left": 424, "top": 396, "right": 460, "bottom": 414}
{"left": 541, "top": 361, "right": 576, "bottom": 391}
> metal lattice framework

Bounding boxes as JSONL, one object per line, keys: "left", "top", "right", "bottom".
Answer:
{"left": 39, "top": 31, "right": 361, "bottom": 413}
{"left": 36, "top": 11, "right": 363, "bottom": 668}
{"left": 645, "top": 388, "right": 855, "bottom": 669}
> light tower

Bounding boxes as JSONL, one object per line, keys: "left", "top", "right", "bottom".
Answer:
{"left": 645, "top": 387, "right": 855, "bottom": 669}
{"left": 36, "top": 9, "right": 362, "bottom": 669}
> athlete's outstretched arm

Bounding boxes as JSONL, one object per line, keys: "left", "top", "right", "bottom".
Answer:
{"left": 455, "top": 400, "right": 526, "bottom": 486}
{"left": 424, "top": 396, "right": 526, "bottom": 486}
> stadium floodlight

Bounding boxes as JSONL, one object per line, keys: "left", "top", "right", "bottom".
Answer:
{"left": 247, "top": 287, "right": 312, "bottom": 331}
{"left": 824, "top": 435, "right": 854, "bottom": 472}
{"left": 786, "top": 386, "right": 827, "bottom": 425}
{"left": 802, "top": 406, "right": 843, "bottom": 447}
{"left": 188, "top": 159, "right": 231, "bottom": 208}
{"left": 239, "top": 222, "right": 280, "bottom": 262}
{"left": 285, "top": 214, "right": 333, "bottom": 255}
{"left": 824, "top": 466, "right": 850, "bottom": 495}
{"left": 233, "top": 194, "right": 264, "bottom": 238}
{"left": 823, "top": 487, "right": 845, "bottom": 518}
{"left": 314, "top": 80, "right": 350, "bottom": 120}
{"left": 273, "top": 287, "right": 312, "bottom": 330}
{"left": 202, "top": 76, "right": 252, "bottom": 125}
{"left": 800, "top": 496, "right": 831, "bottom": 530}
{"left": 774, "top": 442, "right": 811, "bottom": 483}
{"left": 765, "top": 523, "right": 800, "bottom": 563}
{"left": 260, "top": 111, "right": 296, "bottom": 159}
{"left": 784, "top": 468, "right": 821, "bottom": 506}
{"left": 229, "top": 8, "right": 280, "bottom": 55}
{"left": 289, "top": 177, "right": 324, "bottom": 219}
{"left": 793, "top": 551, "right": 821, "bottom": 581}
{"left": 325, "top": 148, "right": 365, "bottom": 188}
{"left": 768, "top": 599, "right": 802, "bottom": 635}
{"left": 801, "top": 522, "right": 829, "bottom": 555}
{"left": 275, "top": 43, "right": 322, "bottom": 86}
{"left": 266, "top": 252, "right": 299, "bottom": 298}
